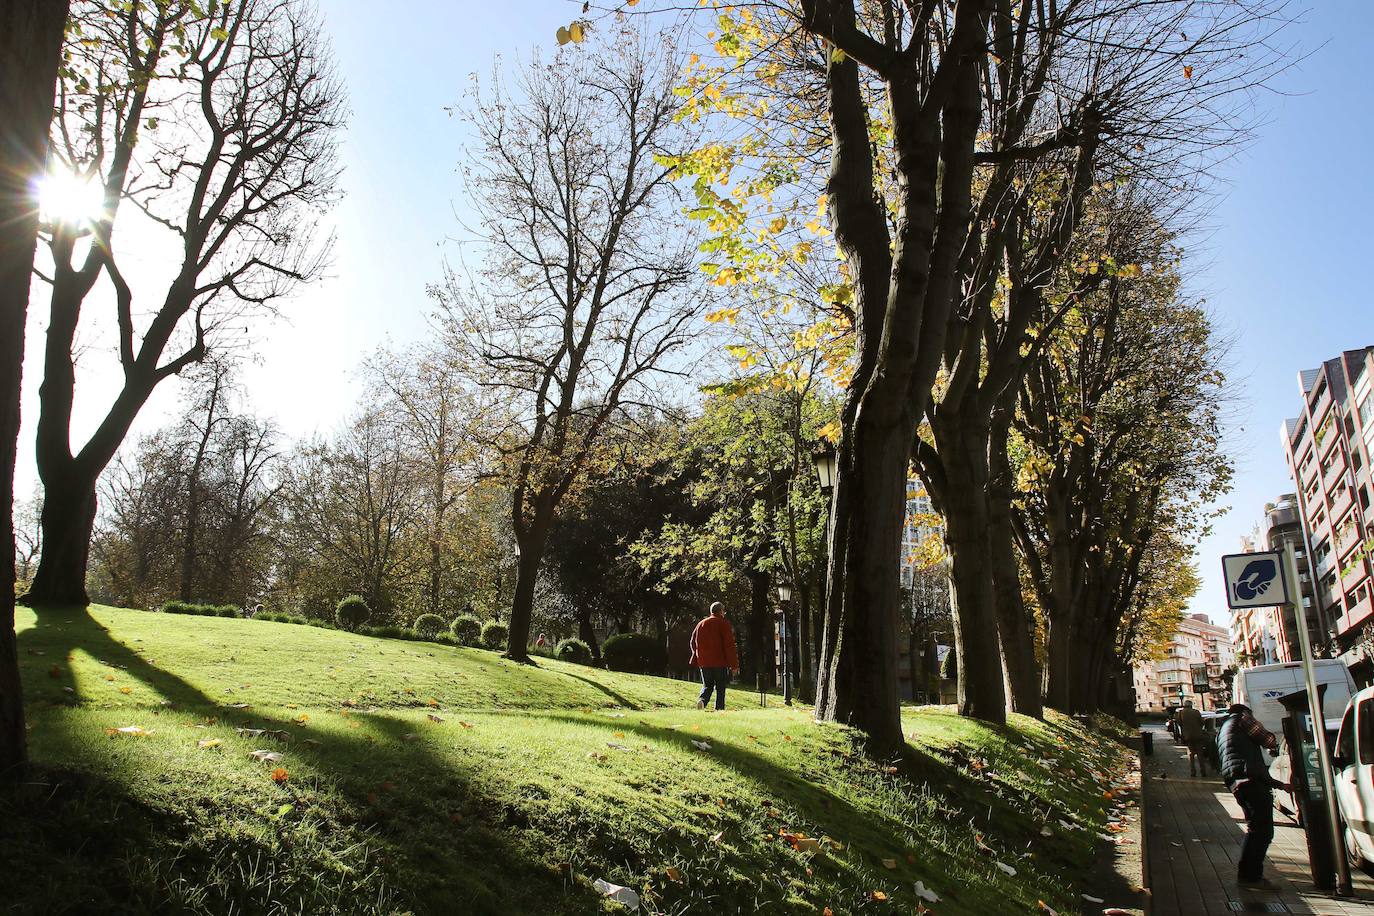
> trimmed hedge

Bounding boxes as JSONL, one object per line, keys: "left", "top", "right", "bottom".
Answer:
{"left": 335, "top": 595, "right": 370, "bottom": 631}
{"left": 554, "top": 637, "right": 593, "bottom": 666}
{"left": 601, "top": 632, "right": 666, "bottom": 675}
{"left": 160, "top": 601, "right": 239, "bottom": 618}
{"left": 480, "top": 620, "right": 509, "bottom": 650}
{"left": 450, "top": 615, "right": 482, "bottom": 647}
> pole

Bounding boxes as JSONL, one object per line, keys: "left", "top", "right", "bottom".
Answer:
{"left": 780, "top": 608, "right": 792, "bottom": 706}
{"left": 1283, "top": 540, "right": 1352, "bottom": 894}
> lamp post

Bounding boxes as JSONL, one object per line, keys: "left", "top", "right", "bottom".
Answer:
{"left": 776, "top": 582, "right": 794, "bottom": 706}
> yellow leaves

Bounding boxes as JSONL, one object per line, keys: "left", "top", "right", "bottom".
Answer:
{"left": 664, "top": 865, "right": 682, "bottom": 882}
{"left": 704, "top": 306, "right": 740, "bottom": 325}
{"left": 555, "top": 21, "right": 587, "bottom": 46}
{"left": 868, "top": 889, "right": 889, "bottom": 901}
{"left": 198, "top": 738, "right": 222, "bottom": 750}
{"left": 1183, "top": 64, "right": 1194, "bottom": 80}
{"left": 426, "top": 697, "right": 440, "bottom": 708}
{"left": 119, "top": 687, "right": 132, "bottom": 695}
{"left": 766, "top": 216, "right": 787, "bottom": 234}
{"left": 816, "top": 420, "right": 841, "bottom": 443}
{"left": 294, "top": 713, "right": 310, "bottom": 726}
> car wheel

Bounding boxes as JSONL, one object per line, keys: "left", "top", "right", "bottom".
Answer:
{"left": 1345, "top": 824, "right": 1366, "bottom": 871}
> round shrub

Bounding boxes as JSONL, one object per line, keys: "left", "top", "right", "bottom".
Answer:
{"left": 555, "top": 637, "right": 593, "bottom": 666}
{"left": 335, "top": 595, "right": 370, "bottom": 631}
{"left": 450, "top": 614, "right": 483, "bottom": 646}
{"left": 412, "top": 613, "right": 446, "bottom": 638}
{"left": 601, "top": 632, "right": 667, "bottom": 675}
{"left": 480, "top": 620, "right": 509, "bottom": 650}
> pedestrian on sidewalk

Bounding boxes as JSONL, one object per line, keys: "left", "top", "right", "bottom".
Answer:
{"left": 1177, "top": 700, "right": 1209, "bottom": 777}
{"left": 1218, "top": 701, "right": 1289, "bottom": 891}
{"left": 689, "top": 602, "right": 739, "bottom": 711}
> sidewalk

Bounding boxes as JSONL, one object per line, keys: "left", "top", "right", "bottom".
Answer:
{"left": 1142, "top": 722, "right": 1374, "bottom": 915}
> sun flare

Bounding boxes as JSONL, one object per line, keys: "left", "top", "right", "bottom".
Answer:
{"left": 35, "top": 168, "right": 106, "bottom": 227}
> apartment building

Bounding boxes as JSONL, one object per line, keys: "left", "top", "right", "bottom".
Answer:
{"left": 1232, "top": 603, "right": 1283, "bottom": 667}
{"left": 1134, "top": 612, "right": 1235, "bottom": 712}
{"left": 1280, "top": 347, "right": 1374, "bottom": 680}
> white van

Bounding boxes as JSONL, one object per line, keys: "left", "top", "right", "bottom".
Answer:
{"left": 1233, "top": 660, "right": 1356, "bottom": 736}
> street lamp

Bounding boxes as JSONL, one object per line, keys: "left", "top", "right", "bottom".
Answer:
{"left": 811, "top": 440, "right": 838, "bottom": 495}
{"left": 776, "top": 582, "right": 794, "bottom": 706}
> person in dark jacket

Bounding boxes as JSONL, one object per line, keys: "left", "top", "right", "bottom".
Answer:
{"left": 689, "top": 602, "right": 739, "bottom": 710}
{"left": 1217, "top": 702, "right": 1289, "bottom": 889}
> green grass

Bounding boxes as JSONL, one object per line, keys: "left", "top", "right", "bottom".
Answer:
{"left": 4, "top": 604, "right": 1136, "bottom": 915}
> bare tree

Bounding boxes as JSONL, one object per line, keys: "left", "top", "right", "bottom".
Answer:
{"left": 25, "top": 0, "right": 344, "bottom": 605}
{"left": 0, "top": 0, "right": 68, "bottom": 776}
{"left": 434, "top": 28, "right": 701, "bottom": 661}
{"left": 366, "top": 347, "right": 479, "bottom": 618}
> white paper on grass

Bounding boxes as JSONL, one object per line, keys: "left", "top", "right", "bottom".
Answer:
{"left": 913, "top": 881, "right": 940, "bottom": 903}
{"left": 593, "top": 879, "right": 640, "bottom": 910}
{"left": 996, "top": 861, "right": 1017, "bottom": 877}
{"left": 690, "top": 740, "right": 712, "bottom": 751}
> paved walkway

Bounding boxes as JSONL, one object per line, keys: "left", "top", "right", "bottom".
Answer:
{"left": 1142, "top": 722, "right": 1374, "bottom": 915}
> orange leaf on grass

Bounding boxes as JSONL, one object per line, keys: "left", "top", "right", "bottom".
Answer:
{"left": 119, "top": 687, "right": 132, "bottom": 695}
{"left": 869, "top": 890, "right": 889, "bottom": 901}
{"left": 270, "top": 767, "right": 289, "bottom": 784}
{"left": 665, "top": 866, "right": 682, "bottom": 882}
{"left": 48, "top": 665, "right": 62, "bottom": 678}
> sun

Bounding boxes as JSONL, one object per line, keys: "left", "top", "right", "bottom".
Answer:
{"left": 35, "top": 168, "right": 106, "bottom": 227}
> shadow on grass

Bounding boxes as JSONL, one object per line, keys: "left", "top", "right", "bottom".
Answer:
{"left": 554, "top": 670, "right": 643, "bottom": 710}
{"left": 9, "top": 603, "right": 605, "bottom": 916}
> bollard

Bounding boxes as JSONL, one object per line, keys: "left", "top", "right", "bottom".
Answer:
{"left": 1141, "top": 729, "right": 1153, "bottom": 756}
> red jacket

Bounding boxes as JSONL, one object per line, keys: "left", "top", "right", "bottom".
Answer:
{"left": 689, "top": 614, "right": 738, "bottom": 669}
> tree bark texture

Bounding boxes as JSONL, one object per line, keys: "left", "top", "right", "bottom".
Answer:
{"left": 0, "top": 0, "right": 69, "bottom": 776}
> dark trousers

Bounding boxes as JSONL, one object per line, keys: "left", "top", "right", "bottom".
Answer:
{"left": 698, "top": 667, "right": 729, "bottom": 710}
{"left": 1233, "top": 781, "right": 1275, "bottom": 881}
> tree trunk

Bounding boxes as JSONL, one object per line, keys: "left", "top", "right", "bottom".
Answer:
{"left": 26, "top": 467, "right": 99, "bottom": 606}
{"left": 0, "top": 0, "right": 68, "bottom": 776}
{"left": 746, "top": 567, "right": 772, "bottom": 687}
{"left": 928, "top": 416, "right": 1006, "bottom": 723}
{"left": 578, "top": 608, "right": 600, "bottom": 660}
{"left": 988, "top": 407, "right": 1042, "bottom": 717}
{"left": 797, "top": 586, "right": 814, "bottom": 702}
{"left": 506, "top": 524, "right": 548, "bottom": 663}
{"left": 815, "top": 396, "right": 911, "bottom": 747}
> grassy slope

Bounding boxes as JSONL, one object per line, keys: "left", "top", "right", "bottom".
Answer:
{"left": 4, "top": 605, "right": 1135, "bottom": 915}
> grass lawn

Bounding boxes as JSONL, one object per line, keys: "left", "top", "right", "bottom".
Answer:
{"left": 4, "top": 604, "right": 1138, "bottom": 915}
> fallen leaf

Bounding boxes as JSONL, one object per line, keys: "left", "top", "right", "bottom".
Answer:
{"left": 593, "top": 879, "right": 640, "bottom": 909}
{"left": 459, "top": 721, "right": 474, "bottom": 729}
{"left": 119, "top": 687, "right": 132, "bottom": 695}
{"left": 881, "top": 858, "right": 897, "bottom": 869}
{"left": 48, "top": 665, "right": 62, "bottom": 678}
{"left": 996, "top": 861, "right": 1017, "bottom": 876}
{"left": 709, "top": 830, "right": 724, "bottom": 844}
{"left": 106, "top": 725, "right": 149, "bottom": 737}
{"left": 197, "top": 738, "right": 222, "bottom": 750}
{"left": 450, "top": 812, "right": 464, "bottom": 823}
{"left": 868, "top": 890, "right": 888, "bottom": 902}
{"left": 428, "top": 713, "right": 444, "bottom": 723}
{"left": 1082, "top": 894, "right": 1104, "bottom": 904}
{"left": 270, "top": 767, "right": 289, "bottom": 784}
{"left": 249, "top": 750, "right": 284, "bottom": 763}
{"left": 665, "top": 866, "right": 682, "bottom": 882}
{"left": 691, "top": 740, "right": 712, "bottom": 751}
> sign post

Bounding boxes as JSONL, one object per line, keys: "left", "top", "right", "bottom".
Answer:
{"left": 1221, "top": 548, "right": 1351, "bottom": 894}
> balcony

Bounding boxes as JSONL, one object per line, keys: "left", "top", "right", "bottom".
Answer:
{"left": 1341, "top": 554, "right": 1370, "bottom": 594}
{"left": 1344, "top": 591, "right": 1374, "bottom": 635}
{"left": 1330, "top": 483, "right": 1355, "bottom": 522}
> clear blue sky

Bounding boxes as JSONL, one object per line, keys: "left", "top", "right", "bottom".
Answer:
{"left": 1185, "top": 0, "right": 1374, "bottom": 626}
{"left": 16, "top": 1, "right": 1373, "bottom": 635}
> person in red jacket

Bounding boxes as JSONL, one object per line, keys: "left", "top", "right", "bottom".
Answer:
{"left": 690, "top": 602, "right": 739, "bottom": 710}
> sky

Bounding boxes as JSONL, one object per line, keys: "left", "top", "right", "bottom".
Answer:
{"left": 15, "top": 0, "right": 1374, "bottom": 631}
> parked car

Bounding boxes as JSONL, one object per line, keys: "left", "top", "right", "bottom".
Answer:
{"left": 1234, "top": 659, "right": 1355, "bottom": 736}
{"left": 1332, "top": 686, "right": 1374, "bottom": 867}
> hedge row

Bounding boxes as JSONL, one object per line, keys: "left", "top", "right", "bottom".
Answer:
{"left": 160, "top": 601, "right": 240, "bottom": 618}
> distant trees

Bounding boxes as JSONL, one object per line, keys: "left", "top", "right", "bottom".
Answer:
{"left": 433, "top": 28, "right": 701, "bottom": 662}
{"left": 25, "top": 0, "right": 344, "bottom": 605}
{"left": 89, "top": 365, "right": 282, "bottom": 609}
